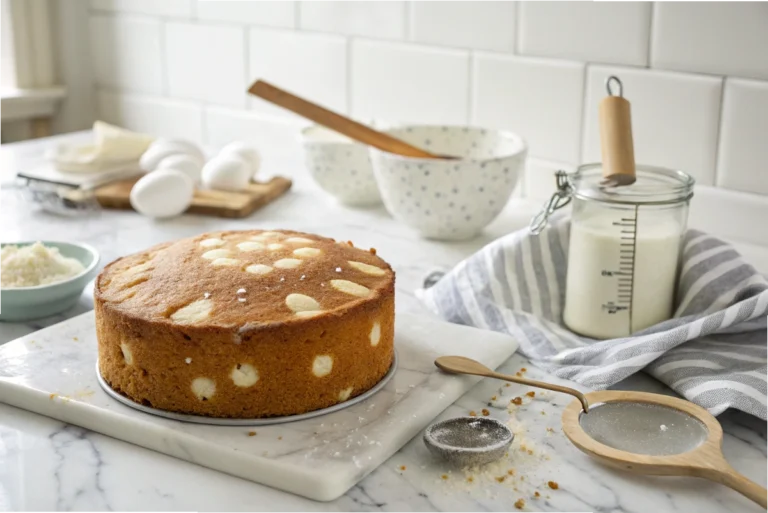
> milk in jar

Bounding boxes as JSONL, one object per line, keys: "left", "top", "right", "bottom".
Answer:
{"left": 533, "top": 164, "right": 695, "bottom": 340}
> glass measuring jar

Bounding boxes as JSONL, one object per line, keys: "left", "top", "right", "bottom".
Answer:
{"left": 531, "top": 164, "right": 695, "bottom": 339}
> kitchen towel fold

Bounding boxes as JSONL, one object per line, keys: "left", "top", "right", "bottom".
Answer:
{"left": 417, "top": 219, "right": 768, "bottom": 420}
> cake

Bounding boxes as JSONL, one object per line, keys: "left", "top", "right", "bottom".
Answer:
{"left": 94, "top": 229, "right": 395, "bottom": 418}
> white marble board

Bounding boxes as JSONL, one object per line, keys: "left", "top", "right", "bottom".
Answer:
{"left": 0, "top": 311, "right": 518, "bottom": 501}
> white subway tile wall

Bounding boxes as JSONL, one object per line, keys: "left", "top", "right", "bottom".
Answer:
{"left": 248, "top": 29, "right": 347, "bottom": 118}
{"left": 518, "top": 2, "right": 652, "bottom": 66}
{"left": 89, "top": 0, "right": 768, "bottom": 244}
{"left": 410, "top": 1, "right": 516, "bottom": 52}
{"left": 473, "top": 54, "right": 584, "bottom": 163}
{"left": 351, "top": 40, "right": 469, "bottom": 125}
{"left": 165, "top": 23, "right": 247, "bottom": 108}
{"left": 196, "top": 1, "right": 295, "bottom": 28}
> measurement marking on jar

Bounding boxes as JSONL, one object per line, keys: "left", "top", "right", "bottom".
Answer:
{"left": 612, "top": 209, "right": 639, "bottom": 331}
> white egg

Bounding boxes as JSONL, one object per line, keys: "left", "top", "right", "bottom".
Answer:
{"left": 202, "top": 155, "right": 251, "bottom": 192}
{"left": 218, "top": 141, "right": 260, "bottom": 176}
{"left": 130, "top": 169, "right": 194, "bottom": 218}
{"left": 156, "top": 154, "right": 203, "bottom": 184}
{"left": 139, "top": 140, "right": 205, "bottom": 172}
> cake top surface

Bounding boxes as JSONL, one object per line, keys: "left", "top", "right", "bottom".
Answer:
{"left": 96, "top": 230, "right": 394, "bottom": 330}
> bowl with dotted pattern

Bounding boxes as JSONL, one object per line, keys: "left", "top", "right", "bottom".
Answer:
{"left": 300, "top": 125, "right": 382, "bottom": 207}
{"left": 370, "top": 126, "right": 526, "bottom": 240}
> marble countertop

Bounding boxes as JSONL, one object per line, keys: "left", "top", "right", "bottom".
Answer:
{"left": 0, "top": 133, "right": 765, "bottom": 512}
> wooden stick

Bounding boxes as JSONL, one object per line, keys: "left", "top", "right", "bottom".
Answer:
{"left": 248, "top": 80, "right": 446, "bottom": 159}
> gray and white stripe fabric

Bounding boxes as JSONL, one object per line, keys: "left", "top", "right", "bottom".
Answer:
{"left": 417, "top": 220, "right": 768, "bottom": 420}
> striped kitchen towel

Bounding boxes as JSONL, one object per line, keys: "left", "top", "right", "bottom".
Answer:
{"left": 417, "top": 219, "right": 768, "bottom": 420}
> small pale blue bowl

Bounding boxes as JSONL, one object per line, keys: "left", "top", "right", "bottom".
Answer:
{"left": 0, "top": 241, "right": 100, "bottom": 322}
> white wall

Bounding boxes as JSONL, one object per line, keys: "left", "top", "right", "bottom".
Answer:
{"left": 83, "top": 1, "right": 768, "bottom": 251}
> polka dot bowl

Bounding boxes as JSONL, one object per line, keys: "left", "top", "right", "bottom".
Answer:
{"left": 369, "top": 125, "right": 527, "bottom": 240}
{"left": 300, "top": 125, "right": 382, "bottom": 207}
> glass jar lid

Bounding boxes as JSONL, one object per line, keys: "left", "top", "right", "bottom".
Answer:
{"left": 571, "top": 164, "right": 695, "bottom": 205}
{"left": 530, "top": 163, "right": 695, "bottom": 234}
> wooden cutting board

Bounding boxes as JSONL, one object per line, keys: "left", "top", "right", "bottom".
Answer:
{"left": 95, "top": 176, "right": 292, "bottom": 218}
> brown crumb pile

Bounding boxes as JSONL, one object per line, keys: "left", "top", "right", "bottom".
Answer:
{"left": 511, "top": 397, "right": 522, "bottom": 405}
{"left": 441, "top": 474, "right": 449, "bottom": 480}
{"left": 515, "top": 372, "right": 522, "bottom": 377}
{"left": 525, "top": 391, "right": 535, "bottom": 398}
{"left": 481, "top": 409, "right": 490, "bottom": 416}
{"left": 277, "top": 436, "right": 283, "bottom": 440}
{"left": 491, "top": 395, "right": 497, "bottom": 401}
{"left": 514, "top": 498, "right": 525, "bottom": 509}
{"left": 505, "top": 383, "right": 511, "bottom": 387}
{"left": 507, "top": 469, "right": 515, "bottom": 475}
{"left": 520, "top": 367, "right": 527, "bottom": 372}
{"left": 495, "top": 476, "right": 505, "bottom": 483}
{"left": 467, "top": 477, "right": 474, "bottom": 483}
{"left": 534, "top": 491, "right": 540, "bottom": 498}
{"left": 548, "top": 481, "right": 559, "bottom": 490}
{"left": 399, "top": 465, "right": 406, "bottom": 471}
{"left": 469, "top": 410, "right": 477, "bottom": 416}
{"left": 247, "top": 431, "right": 257, "bottom": 437}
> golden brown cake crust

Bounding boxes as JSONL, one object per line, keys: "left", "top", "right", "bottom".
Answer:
{"left": 95, "top": 229, "right": 395, "bottom": 418}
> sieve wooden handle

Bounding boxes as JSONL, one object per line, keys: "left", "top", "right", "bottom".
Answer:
{"left": 599, "top": 76, "right": 636, "bottom": 185}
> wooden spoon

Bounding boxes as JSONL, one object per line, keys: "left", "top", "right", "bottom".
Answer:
{"left": 562, "top": 390, "right": 767, "bottom": 508}
{"left": 435, "top": 355, "right": 590, "bottom": 412}
{"left": 248, "top": 80, "right": 453, "bottom": 160}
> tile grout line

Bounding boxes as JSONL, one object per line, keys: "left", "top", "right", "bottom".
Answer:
{"left": 577, "top": 63, "right": 590, "bottom": 166}
{"left": 646, "top": 3, "right": 656, "bottom": 68}
{"left": 346, "top": 36, "right": 353, "bottom": 116}
{"left": 711, "top": 77, "right": 727, "bottom": 187}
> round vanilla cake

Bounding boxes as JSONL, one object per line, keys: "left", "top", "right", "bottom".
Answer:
{"left": 94, "top": 229, "right": 395, "bottom": 418}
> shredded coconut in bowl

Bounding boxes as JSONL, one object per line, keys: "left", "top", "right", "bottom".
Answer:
{"left": 1, "top": 242, "right": 86, "bottom": 288}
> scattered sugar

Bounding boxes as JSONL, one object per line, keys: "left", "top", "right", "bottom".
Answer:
{"left": 335, "top": 267, "right": 342, "bottom": 272}
{"left": 203, "top": 292, "right": 211, "bottom": 299}
{"left": 238, "top": 297, "right": 246, "bottom": 302}
{"left": 236, "top": 288, "right": 246, "bottom": 294}
{"left": 185, "top": 357, "right": 192, "bottom": 364}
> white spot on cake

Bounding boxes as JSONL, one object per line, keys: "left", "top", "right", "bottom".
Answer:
{"left": 237, "top": 241, "right": 265, "bottom": 252}
{"left": 123, "top": 261, "right": 153, "bottom": 276}
{"left": 201, "top": 249, "right": 231, "bottom": 260}
{"left": 185, "top": 357, "right": 192, "bottom": 364}
{"left": 331, "top": 279, "right": 371, "bottom": 298}
{"left": 348, "top": 261, "right": 386, "bottom": 276}
{"left": 245, "top": 264, "right": 273, "bottom": 275}
{"left": 295, "top": 310, "right": 323, "bottom": 318}
{"left": 338, "top": 387, "right": 353, "bottom": 402}
{"left": 260, "top": 231, "right": 282, "bottom": 238}
{"left": 120, "top": 343, "right": 133, "bottom": 365}
{"left": 335, "top": 267, "right": 342, "bottom": 272}
{"left": 211, "top": 258, "right": 240, "bottom": 267}
{"left": 230, "top": 363, "right": 259, "bottom": 387}
{"left": 238, "top": 297, "right": 246, "bottom": 303}
{"left": 203, "top": 292, "right": 211, "bottom": 299}
{"left": 274, "top": 258, "right": 302, "bottom": 269}
{"left": 370, "top": 321, "right": 381, "bottom": 346}
{"left": 191, "top": 377, "right": 216, "bottom": 401}
{"left": 293, "top": 247, "right": 322, "bottom": 258}
{"left": 285, "top": 293, "right": 320, "bottom": 313}
{"left": 268, "top": 243, "right": 284, "bottom": 251}
{"left": 237, "top": 288, "right": 246, "bottom": 294}
{"left": 199, "top": 238, "right": 225, "bottom": 248}
{"left": 285, "top": 237, "right": 314, "bottom": 244}
{"left": 171, "top": 299, "right": 213, "bottom": 324}
{"left": 312, "top": 355, "right": 333, "bottom": 377}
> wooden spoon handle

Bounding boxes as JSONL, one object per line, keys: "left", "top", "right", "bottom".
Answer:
{"left": 487, "top": 371, "right": 590, "bottom": 413}
{"left": 248, "top": 80, "right": 440, "bottom": 159}
{"left": 697, "top": 464, "right": 767, "bottom": 508}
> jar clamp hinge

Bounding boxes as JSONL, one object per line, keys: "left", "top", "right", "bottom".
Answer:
{"left": 529, "top": 170, "right": 572, "bottom": 235}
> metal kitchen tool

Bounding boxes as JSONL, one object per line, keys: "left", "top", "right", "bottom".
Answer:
{"left": 423, "top": 417, "right": 514, "bottom": 466}
{"left": 562, "top": 390, "right": 767, "bottom": 508}
{"left": 435, "top": 356, "right": 590, "bottom": 412}
{"left": 248, "top": 80, "right": 455, "bottom": 160}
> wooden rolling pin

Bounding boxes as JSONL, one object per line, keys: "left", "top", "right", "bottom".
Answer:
{"left": 600, "top": 76, "right": 636, "bottom": 186}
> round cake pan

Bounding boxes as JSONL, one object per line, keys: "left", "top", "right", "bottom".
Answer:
{"left": 95, "top": 351, "right": 397, "bottom": 426}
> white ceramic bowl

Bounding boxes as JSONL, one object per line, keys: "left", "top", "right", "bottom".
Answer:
{"left": 369, "top": 125, "right": 527, "bottom": 240}
{"left": 300, "top": 125, "right": 382, "bottom": 207}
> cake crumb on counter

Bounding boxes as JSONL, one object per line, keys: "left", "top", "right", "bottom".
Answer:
{"left": 507, "top": 469, "right": 515, "bottom": 475}
{"left": 534, "top": 491, "right": 540, "bottom": 498}
{"left": 525, "top": 391, "right": 535, "bottom": 398}
{"left": 495, "top": 476, "right": 505, "bottom": 483}
{"left": 399, "top": 465, "right": 406, "bottom": 471}
{"left": 469, "top": 410, "right": 477, "bottom": 416}
{"left": 441, "top": 474, "right": 449, "bottom": 480}
{"left": 481, "top": 409, "right": 490, "bottom": 416}
{"left": 548, "top": 481, "right": 559, "bottom": 490}
{"left": 514, "top": 498, "right": 525, "bottom": 509}
{"left": 511, "top": 397, "right": 522, "bottom": 405}
{"left": 248, "top": 431, "right": 257, "bottom": 437}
